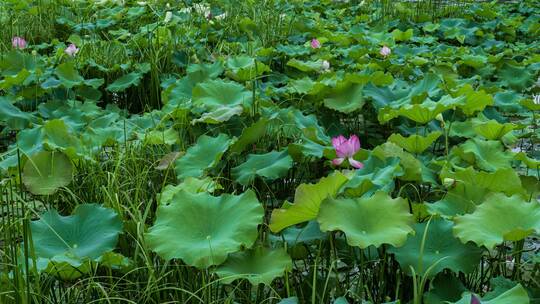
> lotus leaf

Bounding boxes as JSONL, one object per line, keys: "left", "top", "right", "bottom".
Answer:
{"left": 232, "top": 150, "right": 293, "bottom": 186}
{"left": 192, "top": 79, "right": 252, "bottom": 110}
{"left": 175, "top": 133, "right": 233, "bottom": 179}
{"left": 23, "top": 151, "right": 74, "bottom": 195}
{"left": 323, "top": 81, "right": 365, "bottom": 113}
{"left": 269, "top": 172, "right": 349, "bottom": 233}
{"left": 388, "top": 132, "right": 441, "bottom": 154}
{"left": 450, "top": 283, "right": 529, "bottom": 304}
{"left": 454, "top": 139, "right": 513, "bottom": 172}
{"left": 216, "top": 247, "right": 292, "bottom": 285}
{"left": 389, "top": 218, "right": 482, "bottom": 277}
{"left": 146, "top": 189, "right": 264, "bottom": 268}
{"left": 317, "top": 191, "right": 414, "bottom": 248}
{"left": 453, "top": 193, "right": 540, "bottom": 248}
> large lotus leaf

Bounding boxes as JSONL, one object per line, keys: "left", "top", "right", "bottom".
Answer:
{"left": 454, "top": 84, "right": 493, "bottom": 116}
{"left": 286, "top": 59, "right": 325, "bottom": 72}
{"left": 389, "top": 218, "right": 482, "bottom": 277}
{"left": 269, "top": 221, "right": 326, "bottom": 246}
{"left": 317, "top": 191, "right": 414, "bottom": 248}
{"left": 453, "top": 193, "right": 540, "bottom": 249}
{"left": 454, "top": 139, "right": 513, "bottom": 172}
{"left": 23, "top": 151, "right": 73, "bottom": 195}
{"left": 175, "top": 134, "right": 233, "bottom": 179}
{"left": 473, "top": 119, "right": 515, "bottom": 140}
{"left": 107, "top": 72, "right": 144, "bottom": 92}
{"left": 388, "top": 131, "right": 442, "bottom": 154}
{"left": 142, "top": 128, "right": 179, "bottom": 145}
{"left": 323, "top": 81, "right": 365, "bottom": 113}
{"left": 372, "top": 142, "right": 422, "bottom": 181}
{"left": 55, "top": 62, "right": 84, "bottom": 88}
{"left": 340, "top": 156, "right": 403, "bottom": 197}
{"left": 269, "top": 172, "right": 349, "bottom": 233}
{"left": 379, "top": 96, "right": 463, "bottom": 124}
{"left": 215, "top": 247, "right": 292, "bottom": 285}
{"left": 427, "top": 182, "right": 488, "bottom": 218}
{"left": 450, "top": 283, "right": 529, "bottom": 304}
{"left": 424, "top": 272, "right": 467, "bottom": 304}
{"left": 442, "top": 166, "right": 523, "bottom": 196}
{"left": 232, "top": 150, "right": 293, "bottom": 186}
{"left": 31, "top": 204, "right": 122, "bottom": 267}
{"left": 0, "top": 97, "right": 35, "bottom": 130}
{"left": 392, "top": 28, "right": 413, "bottom": 41}
{"left": 226, "top": 56, "right": 270, "bottom": 82}
{"left": 497, "top": 63, "right": 534, "bottom": 91}
{"left": 230, "top": 118, "right": 269, "bottom": 153}
{"left": 191, "top": 105, "right": 243, "bottom": 124}
{"left": 192, "top": 79, "right": 252, "bottom": 110}
{"left": 146, "top": 190, "right": 264, "bottom": 268}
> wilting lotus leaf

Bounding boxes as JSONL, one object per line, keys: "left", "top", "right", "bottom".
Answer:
{"left": 388, "top": 131, "right": 442, "bottom": 154}
{"left": 175, "top": 133, "right": 233, "bottom": 179}
{"left": 146, "top": 190, "right": 263, "bottom": 268}
{"left": 427, "top": 182, "right": 488, "bottom": 218}
{"left": 323, "top": 81, "right": 365, "bottom": 113}
{"left": 441, "top": 166, "right": 523, "bottom": 196}
{"left": 192, "top": 79, "right": 252, "bottom": 110}
{"left": 269, "top": 172, "right": 349, "bottom": 233}
{"left": 450, "top": 283, "right": 529, "bottom": 304}
{"left": 31, "top": 204, "right": 122, "bottom": 267}
{"left": 340, "top": 156, "right": 403, "bottom": 197}
{"left": 453, "top": 193, "right": 540, "bottom": 249}
{"left": 232, "top": 150, "right": 293, "bottom": 186}
{"left": 216, "top": 247, "right": 292, "bottom": 285}
{"left": 389, "top": 218, "right": 482, "bottom": 277}
{"left": 317, "top": 191, "right": 414, "bottom": 248}
{"left": 454, "top": 139, "right": 513, "bottom": 172}
{"left": 473, "top": 119, "right": 515, "bottom": 140}
{"left": 23, "top": 151, "right": 73, "bottom": 195}
{"left": 192, "top": 105, "right": 243, "bottom": 124}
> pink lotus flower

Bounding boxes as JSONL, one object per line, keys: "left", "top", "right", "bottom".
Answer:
{"left": 65, "top": 43, "right": 79, "bottom": 56}
{"left": 380, "top": 45, "right": 391, "bottom": 57}
{"left": 311, "top": 38, "right": 321, "bottom": 49}
{"left": 12, "top": 37, "right": 27, "bottom": 50}
{"left": 332, "top": 135, "right": 363, "bottom": 169}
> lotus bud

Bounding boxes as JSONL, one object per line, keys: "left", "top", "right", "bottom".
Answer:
{"left": 321, "top": 60, "right": 330, "bottom": 71}
{"left": 311, "top": 38, "right": 321, "bottom": 49}
{"left": 164, "top": 11, "right": 172, "bottom": 23}
{"left": 443, "top": 178, "right": 456, "bottom": 188}
{"left": 65, "top": 43, "right": 79, "bottom": 57}
{"left": 435, "top": 113, "right": 445, "bottom": 127}
{"left": 12, "top": 36, "right": 27, "bottom": 50}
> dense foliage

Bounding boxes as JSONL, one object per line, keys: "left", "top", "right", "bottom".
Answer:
{"left": 1, "top": 0, "right": 539, "bottom": 303}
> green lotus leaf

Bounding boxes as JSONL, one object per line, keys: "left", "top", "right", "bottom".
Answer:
{"left": 427, "top": 182, "right": 488, "bottom": 218}
{"left": 192, "top": 105, "right": 243, "bottom": 124}
{"left": 454, "top": 139, "right": 513, "bottom": 172}
{"left": 323, "top": 81, "right": 365, "bottom": 113}
{"left": 389, "top": 218, "right": 482, "bottom": 277}
{"left": 269, "top": 221, "right": 326, "bottom": 246}
{"left": 317, "top": 191, "right": 414, "bottom": 248}
{"left": 277, "top": 297, "right": 299, "bottom": 304}
{"left": 158, "top": 177, "right": 220, "bottom": 205}
{"left": 0, "top": 96, "right": 35, "bottom": 130}
{"left": 286, "top": 59, "right": 324, "bottom": 72}
{"left": 372, "top": 142, "right": 422, "bottom": 181}
{"left": 31, "top": 204, "right": 122, "bottom": 267}
{"left": 473, "top": 119, "right": 515, "bottom": 140}
{"left": 23, "top": 151, "right": 74, "bottom": 195}
{"left": 340, "top": 156, "right": 403, "bottom": 197}
{"left": 392, "top": 28, "right": 414, "bottom": 41}
{"left": 453, "top": 193, "right": 540, "bottom": 249}
{"left": 146, "top": 189, "right": 264, "bottom": 268}
{"left": 455, "top": 84, "right": 493, "bottom": 116}
{"left": 450, "top": 283, "right": 529, "bottom": 304}
{"left": 192, "top": 79, "right": 252, "bottom": 110}
{"left": 379, "top": 96, "right": 463, "bottom": 124}
{"left": 442, "top": 166, "right": 524, "bottom": 196}
{"left": 175, "top": 133, "right": 233, "bottom": 179}
{"left": 232, "top": 150, "right": 293, "bottom": 186}
{"left": 226, "top": 56, "right": 270, "bottom": 82}
{"left": 55, "top": 62, "right": 84, "bottom": 88}
{"left": 497, "top": 63, "right": 534, "bottom": 91}
{"left": 107, "top": 71, "right": 144, "bottom": 92}
{"left": 230, "top": 118, "right": 269, "bottom": 154}
{"left": 388, "top": 131, "right": 442, "bottom": 154}
{"left": 142, "top": 128, "right": 179, "bottom": 145}
{"left": 424, "top": 272, "right": 467, "bottom": 304}
{"left": 460, "top": 54, "right": 487, "bottom": 69}
{"left": 216, "top": 247, "right": 292, "bottom": 285}
{"left": 288, "top": 77, "right": 317, "bottom": 94}
{"left": 269, "top": 172, "right": 349, "bottom": 233}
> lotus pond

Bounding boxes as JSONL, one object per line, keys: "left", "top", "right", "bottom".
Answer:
{"left": 1, "top": 0, "right": 540, "bottom": 303}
